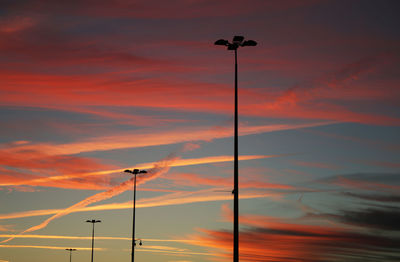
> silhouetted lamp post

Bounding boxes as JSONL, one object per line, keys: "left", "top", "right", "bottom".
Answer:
{"left": 65, "top": 248, "right": 76, "bottom": 262}
{"left": 124, "top": 169, "right": 147, "bottom": 262}
{"left": 214, "top": 36, "right": 257, "bottom": 262}
{"left": 86, "top": 219, "right": 101, "bottom": 262}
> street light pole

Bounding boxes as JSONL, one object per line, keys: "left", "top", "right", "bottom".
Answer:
{"left": 233, "top": 45, "right": 239, "bottom": 262}
{"left": 124, "top": 169, "right": 147, "bottom": 262}
{"left": 86, "top": 219, "right": 101, "bottom": 262}
{"left": 65, "top": 248, "right": 76, "bottom": 262}
{"left": 214, "top": 36, "right": 257, "bottom": 262}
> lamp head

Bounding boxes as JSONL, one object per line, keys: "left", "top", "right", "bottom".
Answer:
{"left": 124, "top": 169, "right": 147, "bottom": 174}
{"left": 86, "top": 219, "right": 101, "bottom": 223}
{"left": 242, "top": 40, "right": 257, "bottom": 47}
{"left": 232, "top": 36, "right": 244, "bottom": 45}
{"left": 214, "top": 39, "right": 229, "bottom": 46}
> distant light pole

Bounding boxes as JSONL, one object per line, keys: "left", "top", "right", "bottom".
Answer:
{"left": 65, "top": 248, "right": 76, "bottom": 262}
{"left": 86, "top": 219, "right": 101, "bottom": 262}
{"left": 124, "top": 169, "right": 147, "bottom": 262}
{"left": 134, "top": 238, "right": 143, "bottom": 247}
{"left": 214, "top": 36, "right": 257, "bottom": 262}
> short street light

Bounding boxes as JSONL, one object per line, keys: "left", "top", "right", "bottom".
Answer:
{"left": 214, "top": 35, "right": 257, "bottom": 262}
{"left": 86, "top": 219, "right": 101, "bottom": 262}
{"left": 65, "top": 248, "right": 76, "bottom": 262}
{"left": 134, "top": 239, "right": 143, "bottom": 247}
{"left": 124, "top": 169, "right": 147, "bottom": 262}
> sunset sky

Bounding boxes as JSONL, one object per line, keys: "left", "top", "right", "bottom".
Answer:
{"left": 1, "top": 0, "right": 400, "bottom": 261}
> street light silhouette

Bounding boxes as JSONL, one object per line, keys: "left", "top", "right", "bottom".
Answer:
{"left": 134, "top": 238, "right": 143, "bottom": 247}
{"left": 214, "top": 35, "right": 257, "bottom": 262}
{"left": 65, "top": 248, "right": 76, "bottom": 262}
{"left": 124, "top": 169, "right": 147, "bottom": 262}
{"left": 86, "top": 219, "right": 101, "bottom": 262}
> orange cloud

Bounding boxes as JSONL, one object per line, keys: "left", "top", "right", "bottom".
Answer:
{"left": 0, "top": 234, "right": 123, "bottom": 241}
{"left": 0, "top": 122, "right": 327, "bottom": 156}
{"left": 136, "top": 247, "right": 216, "bottom": 257}
{"left": 1, "top": 9, "right": 398, "bottom": 128}
{"left": 165, "top": 172, "right": 294, "bottom": 190}
{"left": 187, "top": 208, "right": 400, "bottom": 261}
{"left": 0, "top": 120, "right": 325, "bottom": 191}
{"left": 3, "top": 58, "right": 396, "bottom": 127}
{"left": 0, "top": 154, "right": 289, "bottom": 188}
{"left": 0, "top": 234, "right": 202, "bottom": 245}
{"left": 0, "top": 188, "right": 285, "bottom": 220}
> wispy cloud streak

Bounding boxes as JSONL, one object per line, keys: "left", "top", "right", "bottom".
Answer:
{"left": 0, "top": 154, "right": 287, "bottom": 188}
{"left": 0, "top": 244, "right": 103, "bottom": 251}
{"left": 1, "top": 155, "right": 175, "bottom": 243}
{"left": 0, "top": 188, "right": 289, "bottom": 220}
{"left": 0, "top": 122, "right": 330, "bottom": 156}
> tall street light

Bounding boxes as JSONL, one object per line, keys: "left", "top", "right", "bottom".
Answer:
{"left": 214, "top": 36, "right": 257, "bottom": 262}
{"left": 124, "top": 168, "right": 147, "bottom": 262}
{"left": 65, "top": 248, "right": 76, "bottom": 262}
{"left": 86, "top": 219, "right": 101, "bottom": 262}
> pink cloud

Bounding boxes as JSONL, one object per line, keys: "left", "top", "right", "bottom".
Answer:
{"left": 0, "top": 16, "right": 36, "bottom": 33}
